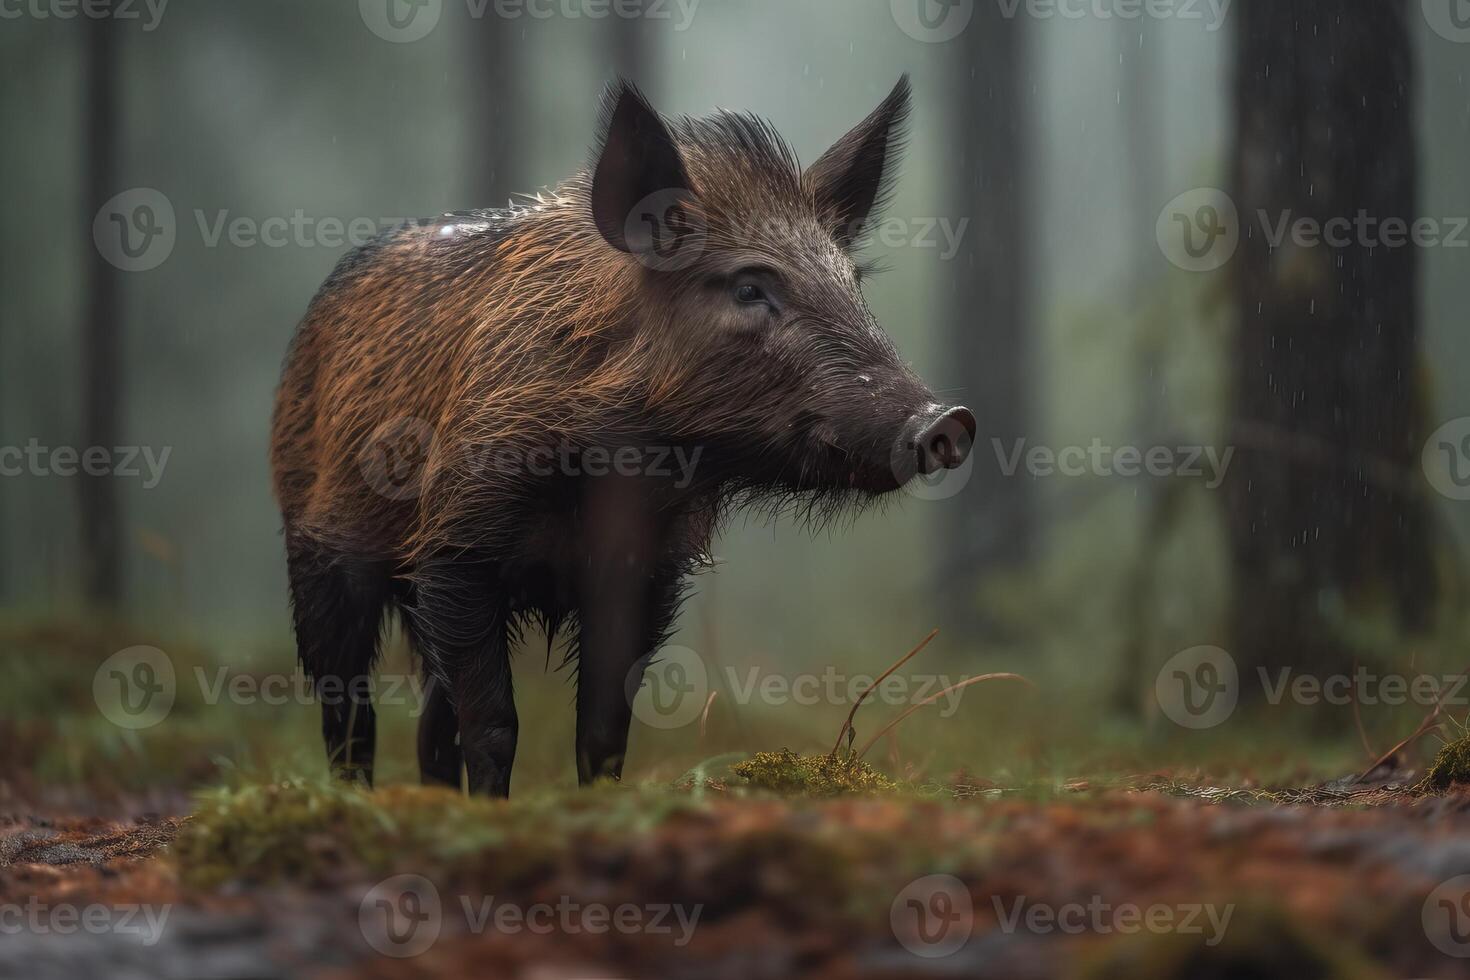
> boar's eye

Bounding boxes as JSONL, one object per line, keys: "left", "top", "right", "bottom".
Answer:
{"left": 734, "top": 283, "right": 768, "bottom": 305}
{"left": 727, "top": 268, "right": 780, "bottom": 312}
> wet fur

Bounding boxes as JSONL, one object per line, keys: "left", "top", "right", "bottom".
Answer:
{"left": 270, "top": 78, "right": 928, "bottom": 794}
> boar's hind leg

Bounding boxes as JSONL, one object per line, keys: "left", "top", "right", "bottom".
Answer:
{"left": 410, "top": 559, "right": 516, "bottom": 797}
{"left": 414, "top": 668, "right": 463, "bottom": 789}
{"left": 399, "top": 605, "right": 463, "bottom": 788}
{"left": 286, "top": 535, "right": 390, "bottom": 787}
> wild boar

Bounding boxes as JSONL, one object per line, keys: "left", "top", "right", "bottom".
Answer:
{"left": 270, "top": 77, "right": 974, "bottom": 796}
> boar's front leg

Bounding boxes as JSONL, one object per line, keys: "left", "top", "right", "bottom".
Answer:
{"left": 411, "top": 558, "right": 517, "bottom": 796}
{"left": 576, "top": 569, "right": 680, "bottom": 785}
{"left": 575, "top": 477, "right": 681, "bottom": 785}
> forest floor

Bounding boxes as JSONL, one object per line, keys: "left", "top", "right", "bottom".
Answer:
{"left": 5, "top": 763, "right": 1470, "bottom": 979}
{"left": 8, "top": 618, "right": 1470, "bottom": 977}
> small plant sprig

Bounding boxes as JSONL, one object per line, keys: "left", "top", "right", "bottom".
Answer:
{"left": 855, "top": 672, "right": 1036, "bottom": 761}
{"left": 828, "top": 629, "right": 939, "bottom": 760}
{"left": 827, "top": 628, "right": 1035, "bottom": 768}
{"left": 1356, "top": 662, "right": 1470, "bottom": 784}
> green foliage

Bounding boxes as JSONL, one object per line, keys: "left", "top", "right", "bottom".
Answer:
{"left": 731, "top": 749, "right": 897, "bottom": 797}
{"left": 175, "top": 777, "right": 705, "bottom": 889}
{"left": 1421, "top": 723, "right": 1470, "bottom": 791}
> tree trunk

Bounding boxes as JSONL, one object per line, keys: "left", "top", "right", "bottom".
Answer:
{"left": 1114, "top": 16, "right": 1165, "bottom": 716}
{"left": 465, "top": 9, "right": 523, "bottom": 207}
{"left": 1225, "top": 0, "right": 1434, "bottom": 681}
{"left": 82, "top": 8, "right": 122, "bottom": 606}
{"left": 1121, "top": 19, "right": 1160, "bottom": 306}
{"left": 943, "top": 7, "right": 1032, "bottom": 622}
{"left": 611, "top": 0, "right": 654, "bottom": 87}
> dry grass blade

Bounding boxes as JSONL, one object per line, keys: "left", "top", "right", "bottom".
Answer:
{"left": 1355, "top": 663, "right": 1470, "bottom": 782}
{"left": 828, "top": 628, "right": 939, "bottom": 759}
{"left": 699, "top": 690, "right": 718, "bottom": 740}
{"left": 1350, "top": 659, "right": 1376, "bottom": 760}
{"left": 855, "top": 673, "right": 1036, "bottom": 761}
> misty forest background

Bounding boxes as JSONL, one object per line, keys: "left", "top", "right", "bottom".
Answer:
{"left": 4, "top": 0, "right": 1470, "bottom": 789}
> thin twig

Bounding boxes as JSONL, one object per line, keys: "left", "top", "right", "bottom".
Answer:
{"left": 698, "top": 690, "right": 717, "bottom": 741}
{"left": 856, "top": 673, "right": 1036, "bottom": 761}
{"left": 1350, "top": 660, "right": 1376, "bottom": 760}
{"left": 828, "top": 628, "right": 939, "bottom": 759}
{"left": 1355, "top": 664, "right": 1470, "bottom": 782}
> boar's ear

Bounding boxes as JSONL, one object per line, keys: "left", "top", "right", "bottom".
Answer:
{"left": 590, "top": 78, "right": 694, "bottom": 255}
{"left": 805, "top": 76, "right": 912, "bottom": 250}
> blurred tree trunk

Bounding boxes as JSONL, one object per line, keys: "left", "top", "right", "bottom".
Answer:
{"left": 0, "top": 275, "right": 5, "bottom": 605}
{"left": 465, "top": 10, "right": 523, "bottom": 206}
{"left": 611, "top": 0, "right": 653, "bottom": 87}
{"left": 1122, "top": 19, "right": 1159, "bottom": 306}
{"left": 943, "top": 7, "right": 1032, "bottom": 627}
{"left": 1114, "top": 16, "right": 1166, "bottom": 716}
{"left": 1225, "top": 0, "right": 1434, "bottom": 682}
{"left": 82, "top": 8, "right": 122, "bottom": 606}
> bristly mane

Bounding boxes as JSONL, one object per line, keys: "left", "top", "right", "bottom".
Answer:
{"left": 673, "top": 110, "right": 804, "bottom": 191}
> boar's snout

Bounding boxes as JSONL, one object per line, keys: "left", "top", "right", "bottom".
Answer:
{"left": 902, "top": 406, "right": 977, "bottom": 477}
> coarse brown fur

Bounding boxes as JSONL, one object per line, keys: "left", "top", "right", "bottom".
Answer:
{"left": 270, "top": 77, "right": 972, "bottom": 795}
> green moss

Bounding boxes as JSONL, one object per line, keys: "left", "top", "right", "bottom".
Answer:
{"left": 174, "top": 777, "right": 705, "bottom": 889}
{"left": 178, "top": 779, "right": 451, "bottom": 887}
{"left": 1421, "top": 731, "right": 1470, "bottom": 792}
{"left": 731, "top": 749, "right": 896, "bottom": 797}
